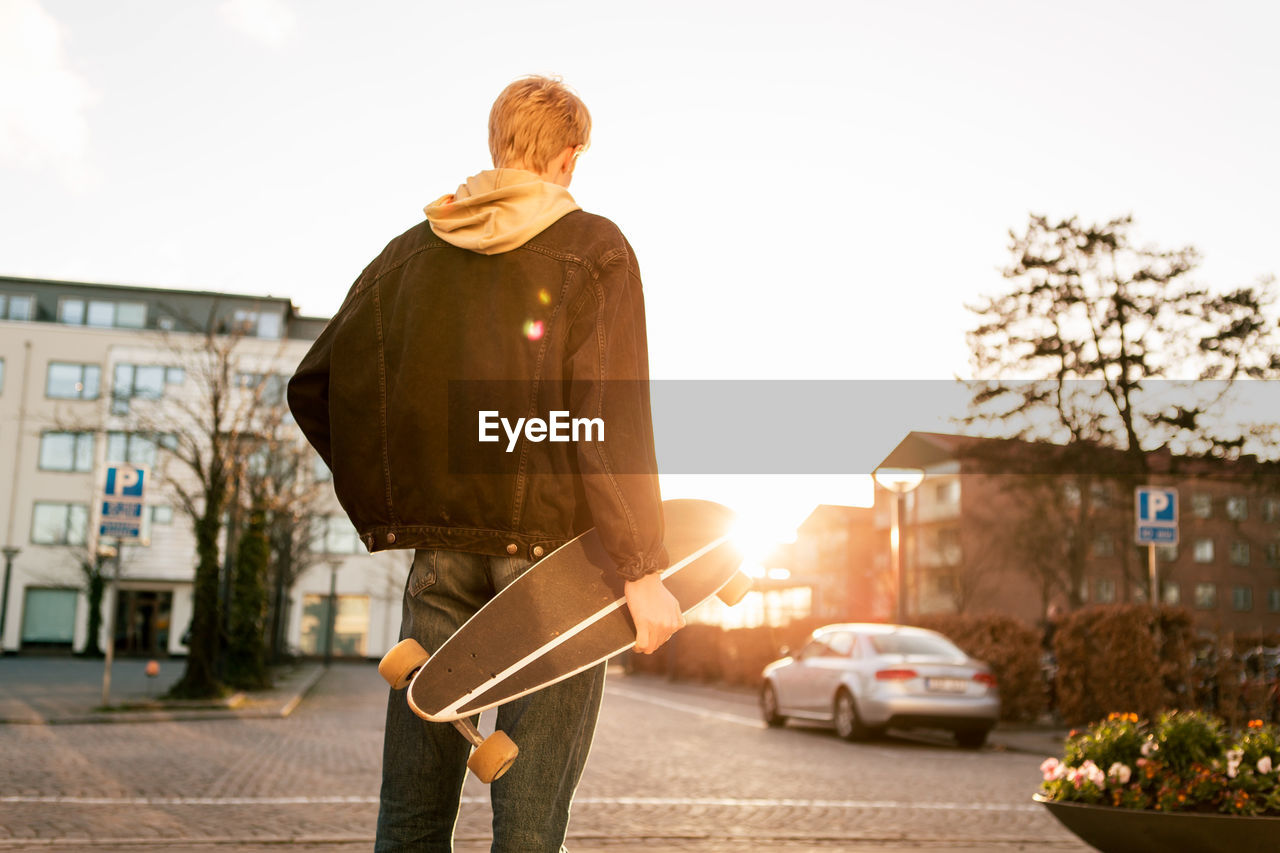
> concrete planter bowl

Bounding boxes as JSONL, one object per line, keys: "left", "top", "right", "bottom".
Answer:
{"left": 1034, "top": 794, "right": 1280, "bottom": 853}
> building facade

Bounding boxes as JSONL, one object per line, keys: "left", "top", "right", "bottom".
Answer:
{"left": 0, "top": 276, "right": 406, "bottom": 658}
{"left": 772, "top": 432, "right": 1280, "bottom": 637}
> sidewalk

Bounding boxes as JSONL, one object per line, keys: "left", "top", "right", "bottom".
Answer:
{"left": 0, "top": 655, "right": 325, "bottom": 724}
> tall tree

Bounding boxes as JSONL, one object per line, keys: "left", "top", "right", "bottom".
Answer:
{"left": 966, "top": 213, "right": 1279, "bottom": 604}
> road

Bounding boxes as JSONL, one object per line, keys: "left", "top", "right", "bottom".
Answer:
{"left": 0, "top": 662, "right": 1089, "bottom": 851}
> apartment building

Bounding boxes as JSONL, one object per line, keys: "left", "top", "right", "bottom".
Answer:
{"left": 0, "top": 276, "right": 405, "bottom": 658}
{"left": 775, "top": 432, "right": 1280, "bottom": 636}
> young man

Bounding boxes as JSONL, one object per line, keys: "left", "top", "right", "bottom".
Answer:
{"left": 287, "top": 76, "right": 681, "bottom": 851}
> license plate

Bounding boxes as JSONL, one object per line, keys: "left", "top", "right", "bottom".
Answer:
{"left": 926, "top": 678, "right": 968, "bottom": 693}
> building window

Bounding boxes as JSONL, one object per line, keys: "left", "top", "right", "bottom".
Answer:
{"left": 20, "top": 588, "right": 77, "bottom": 645}
{"left": 1089, "top": 482, "right": 1113, "bottom": 509}
{"left": 1267, "top": 543, "right": 1279, "bottom": 568}
{"left": 1191, "top": 493, "right": 1213, "bottom": 519}
{"left": 311, "top": 515, "right": 362, "bottom": 555}
{"left": 111, "top": 364, "right": 171, "bottom": 414}
{"left": 150, "top": 505, "right": 173, "bottom": 524}
{"left": 1225, "top": 497, "right": 1248, "bottom": 522}
{"left": 57, "top": 298, "right": 147, "bottom": 329}
{"left": 1193, "top": 538, "right": 1215, "bottom": 563}
{"left": 1157, "top": 544, "right": 1178, "bottom": 563}
{"left": 1230, "top": 541, "right": 1250, "bottom": 567}
{"left": 0, "top": 293, "right": 35, "bottom": 321}
{"left": 1092, "top": 535, "right": 1115, "bottom": 558}
{"left": 1232, "top": 586, "right": 1253, "bottom": 612}
{"left": 1062, "top": 482, "right": 1082, "bottom": 509}
{"left": 1263, "top": 498, "right": 1280, "bottom": 524}
{"left": 299, "top": 594, "right": 370, "bottom": 656}
{"left": 31, "top": 502, "right": 89, "bottom": 546}
{"left": 1162, "top": 582, "right": 1181, "bottom": 606}
{"left": 1095, "top": 579, "right": 1116, "bottom": 603}
{"left": 38, "top": 432, "right": 95, "bottom": 472}
{"left": 232, "top": 309, "right": 282, "bottom": 340}
{"left": 46, "top": 362, "right": 101, "bottom": 399}
{"left": 237, "top": 372, "right": 287, "bottom": 406}
{"left": 1194, "top": 583, "right": 1217, "bottom": 610}
{"left": 1269, "top": 589, "right": 1280, "bottom": 614}
{"left": 106, "top": 432, "right": 168, "bottom": 466}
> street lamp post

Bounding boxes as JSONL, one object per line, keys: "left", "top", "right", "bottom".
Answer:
{"left": 873, "top": 467, "right": 924, "bottom": 624}
{"left": 0, "top": 546, "right": 19, "bottom": 653}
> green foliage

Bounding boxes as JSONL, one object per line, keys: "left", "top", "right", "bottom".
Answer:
{"left": 1154, "top": 710, "right": 1226, "bottom": 775}
{"left": 224, "top": 505, "right": 272, "bottom": 690}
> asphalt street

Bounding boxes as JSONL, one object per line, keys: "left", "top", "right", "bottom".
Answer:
{"left": 0, "top": 660, "right": 1089, "bottom": 851}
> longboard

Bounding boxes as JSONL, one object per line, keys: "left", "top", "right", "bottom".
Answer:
{"left": 378, "top": 498, "right": 750, "bottom": 782}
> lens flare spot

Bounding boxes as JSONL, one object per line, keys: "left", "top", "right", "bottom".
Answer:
{"left": 523, "top": 319, "right": 544, "bottom": 340}
{"left": 537, "top": 288, "right": 551, "bottom": 306}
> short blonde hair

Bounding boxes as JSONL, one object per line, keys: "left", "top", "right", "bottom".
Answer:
{"left": 488, "top": 76, "right": 591, "bottom": 172}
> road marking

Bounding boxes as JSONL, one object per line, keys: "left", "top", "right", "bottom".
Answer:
{"left": 0, "top": 794, "right": 1039, "bottom": 813}
{"left": 606, "top": 684, "right": 765, "bottom": 728}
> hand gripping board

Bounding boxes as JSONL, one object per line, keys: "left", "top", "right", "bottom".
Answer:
{"left": 406, "top": 498, "right": 741, "bottom": 722}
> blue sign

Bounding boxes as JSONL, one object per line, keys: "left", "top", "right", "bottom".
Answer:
{"left": 100, "top": 465, "right": 148, "bottom": 541}
{"left": 1135, "top": 486, "right": 1178, "bottom": 546}
{"left": 104, "top": 465, "right": 146, "bottom": 498}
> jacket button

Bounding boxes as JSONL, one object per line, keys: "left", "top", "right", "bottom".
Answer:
{"left": 506, "top": 543, "right": 518, "bottom": 555}
{"left": 386, "top": 532, "right": 396, "bottom": 544}
{"left": 532, "top": 545, "right": 545, "bottom": 558}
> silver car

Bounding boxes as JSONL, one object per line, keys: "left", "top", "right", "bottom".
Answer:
{"left": 760, "top": 623, "right": 1000, "bottom": 748}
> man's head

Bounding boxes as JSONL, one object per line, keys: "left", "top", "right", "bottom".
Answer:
{"left": 489, "top": 76, "right": 591, "bottom": 185}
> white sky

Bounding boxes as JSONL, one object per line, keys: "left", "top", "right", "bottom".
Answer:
{"left": 4, "top": 0, "right": 1279, "bottom": 545}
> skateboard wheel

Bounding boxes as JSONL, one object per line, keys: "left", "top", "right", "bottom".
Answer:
{"left": 716, "top": 570, "right": 753, "bottom": 607}
{"left": 378, "top": 638, "right": 430, "bottom": 689}
{"left": 467, "top": 730, "right": 519, "bottom": 784}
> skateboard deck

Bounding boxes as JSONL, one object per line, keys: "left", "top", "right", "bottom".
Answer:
{"left": 378, "top": 498, "right": 750, "bottom": 781}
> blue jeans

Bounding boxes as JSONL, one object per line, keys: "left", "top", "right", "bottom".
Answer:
{"left": 375, "top": 550, "right": 606, "bottom": 852}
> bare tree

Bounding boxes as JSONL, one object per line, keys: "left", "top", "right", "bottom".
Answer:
{"left": 965, "top": 213, "right": 1280, "bottom": 600}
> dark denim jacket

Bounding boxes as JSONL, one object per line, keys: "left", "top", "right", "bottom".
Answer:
{"left": 287, "top": 210, "right": 667, "bottom": 581}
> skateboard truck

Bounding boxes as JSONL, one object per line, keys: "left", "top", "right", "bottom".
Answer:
{"left": 378, "top": 638, "right": 520, "bottom": 784}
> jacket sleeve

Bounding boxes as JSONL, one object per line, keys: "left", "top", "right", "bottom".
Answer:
{"left": 564, "top": 240, "right": 668, "bottom": 582}
{"left": 287, "top": 315, "right": 336, "bottom": 469}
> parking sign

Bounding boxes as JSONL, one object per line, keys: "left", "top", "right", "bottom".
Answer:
{"left": 100, "top": 464, "right": 148, "bottom": 540}
{"left": 1135, "top": 486, "right": 1178, "bottom": 545}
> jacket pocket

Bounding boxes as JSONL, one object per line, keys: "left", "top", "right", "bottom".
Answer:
{"left": 408, "top": 551, "right": 437, "bottom": 597}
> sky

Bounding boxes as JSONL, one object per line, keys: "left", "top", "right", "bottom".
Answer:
{"left": 4, "top": 0, "right": 1279, "bottom": 550}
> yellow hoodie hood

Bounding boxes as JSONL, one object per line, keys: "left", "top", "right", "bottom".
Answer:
{"left": 424, "top": 169, "right": 581, "bottom": 255}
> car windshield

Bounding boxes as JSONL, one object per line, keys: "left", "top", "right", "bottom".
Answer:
{"left": 869, "top": 633, "right": 964, "bottom": 659}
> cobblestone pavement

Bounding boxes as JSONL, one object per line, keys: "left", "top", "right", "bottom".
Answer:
{"left": 0, "top": 662, "right": 1088, "bottom": 851}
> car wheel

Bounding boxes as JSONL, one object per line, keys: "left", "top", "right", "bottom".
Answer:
{"left": 760, "top": 682, "right": 786, "bottom": 728}
{"left": 833, "top": 689, "right": 870, "bottom": 741}
{"left": 955, "top": 729, "right": 989, "bottom": 749}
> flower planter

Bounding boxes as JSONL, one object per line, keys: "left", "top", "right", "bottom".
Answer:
{"left": 1035, "top": 794, "right": 1280, "bottom": 853}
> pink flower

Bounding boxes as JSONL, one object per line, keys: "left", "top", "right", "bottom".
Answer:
{"left": 1040, "top": 757, "right": 1067, "bottom": 781}
{"left": 1140, "top": 740, "right": 1157, "bottom": 758}
{"left": 1258, "top": 756, "right": 1273, "bottom": 775}
{"left": 1107, "top": 763, "right": 1132, "bottom": 785}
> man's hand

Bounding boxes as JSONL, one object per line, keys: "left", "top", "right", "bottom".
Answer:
{"left": 624, "top": 573, "right": 685, "bottom": 654}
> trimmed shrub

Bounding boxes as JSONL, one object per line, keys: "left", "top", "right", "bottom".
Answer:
{"left": 1053, "top": 604, "right": 1194, "bottom": 726}
{"left": 911, "top": 613, "right": 1045, "bottom": 722}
